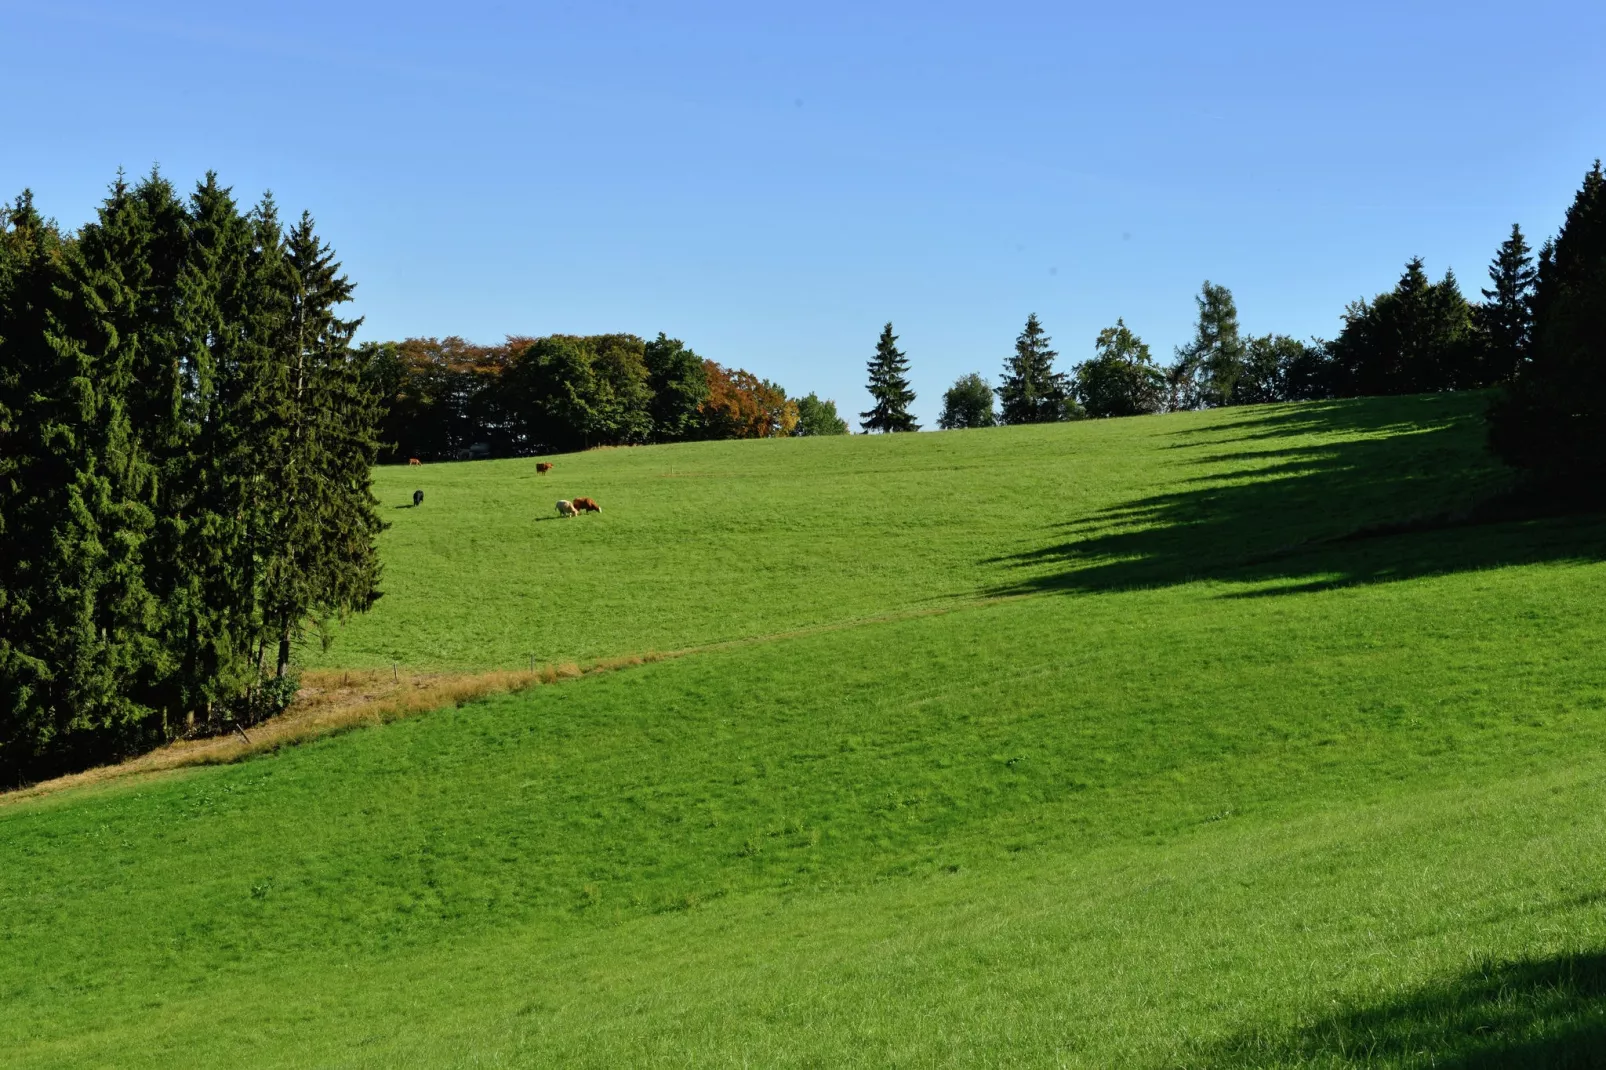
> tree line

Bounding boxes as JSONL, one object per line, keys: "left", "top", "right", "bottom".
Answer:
{"left": 860, "top": 160, "right": 1605, "bottom": 475}
{"left": 360, "top": 333, "right": 849, "bottom": 462}
{"left": 0, "top": 172, "right": 384, "bottom": 785}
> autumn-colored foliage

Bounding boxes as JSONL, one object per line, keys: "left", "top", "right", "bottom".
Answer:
{"left": 701, "top": 360, "right": 800, "bottom": 438}
{"left": 365, "top": 333, "right": 813, "bottom": 459}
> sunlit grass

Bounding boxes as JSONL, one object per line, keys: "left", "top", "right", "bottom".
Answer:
{"left": 5, "top": 393, "right": 1605, "bottom": 1067}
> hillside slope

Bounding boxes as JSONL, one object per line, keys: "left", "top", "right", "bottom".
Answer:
{"left": 6, "top": 394, "right": 1606, "bottom": 1068}
{"left": 321, "top": 394, "right": 1516, "bottom": 670}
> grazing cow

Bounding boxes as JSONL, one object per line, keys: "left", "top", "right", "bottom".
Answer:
{"left": 408, "top": 457, "right": 422, "bottom": 466}
{"left": 573, "top": 497, "right": 600, "bottom": 513}
{"left": 536, "top": 462, "right": 554, "bottom": 474}
{"left": 413, "top": 489, "right": 424, "bottom": 507}
{"left": 556, "top": 499, "right": 579, "bottom": 518}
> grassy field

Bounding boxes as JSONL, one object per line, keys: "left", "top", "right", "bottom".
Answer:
{"left": 6, "top": 393, "right": 1606, "bottom": 1067}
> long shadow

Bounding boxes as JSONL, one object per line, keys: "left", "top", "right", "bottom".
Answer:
{"left": 1203, "top": 951, "right": 1606, "bottom": 1068}
{"left": 987, "top": 394, "right": 1606, "bottom": 597}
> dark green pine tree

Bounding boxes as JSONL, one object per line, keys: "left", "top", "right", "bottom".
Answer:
{"left": 114, "top": 172, "right": 219, "bottom": 731}
{"left": 860, "top": 322, "right": 919, "bottom": 432}
{"left": 168, "top": 174, "right": 267, "bottom": 727}
{"left": 0, "top": 191, "right": 65, "bottom": 782}
{"left": 1327, "top": 258, "right": 1475, "bottom": 396}
{"left": 1489, "top": 161, "right": 1606, "bottom": 481}
{"left": 1474, "top": 224, "right": 1537, "bottom": 385}
{"left": 997, "top": 313, "right": 1073, "bottom": 424}
{"left": 258, "top": 212, "right": 384, "bottom": 678}
{"left": 0, "top": 176, "right": 168, "bottom": 779}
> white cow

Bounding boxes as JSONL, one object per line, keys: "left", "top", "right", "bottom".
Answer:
{"left": 556, "top": 499, "right": 579, "bottom": 518}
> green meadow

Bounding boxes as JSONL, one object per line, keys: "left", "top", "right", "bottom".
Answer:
{"left": 6, "top": 393, "right": 1606, "bottom": 1067}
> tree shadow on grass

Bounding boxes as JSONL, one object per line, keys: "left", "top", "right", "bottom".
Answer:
{"left": 1202, "top": 951, "right": 1606, "bottom": 1068}
{"left": 987, "top": 394, "right": 1606, "bottom": 597}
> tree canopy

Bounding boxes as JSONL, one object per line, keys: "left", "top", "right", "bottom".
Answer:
{"left": 938, "top": 373, "right": 998, "bottom": 429}
{"left": 1075, "top": 320, "right": 1165, "bottom": 418}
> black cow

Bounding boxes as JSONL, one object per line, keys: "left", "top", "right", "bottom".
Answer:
{"left": 413, "top": 489, "right": 424, "bottom": 507}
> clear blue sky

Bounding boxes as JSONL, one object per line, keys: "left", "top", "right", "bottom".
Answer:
{"left": 5, "top": 1, "right": 1603, "bottom": 427}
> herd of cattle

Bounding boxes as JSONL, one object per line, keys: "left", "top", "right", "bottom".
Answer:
{"left": 405, "top": 458, "right": 601, "bottom": 519}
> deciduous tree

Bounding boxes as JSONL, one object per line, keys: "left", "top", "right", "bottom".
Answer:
{"left": 938, "top": 373, "right": 998, "bottom": 429}
{"left": 1076, "top": 319, "right": 1165, "bottom": 417}
{"left": 792, "top": 393, "right": 849, "bottom": 436}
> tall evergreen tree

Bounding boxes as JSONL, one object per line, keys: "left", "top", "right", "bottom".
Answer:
{"left": 173, "top": 175, "right": 273, "bottom": 726}
{"left": 997, "top": 313, "right": 1073, "bottom": 424}
{"left": 1489, "top": 161, "right": 1606, "bottom": 480}
{"left": 1327, "top": 258, "right": 1475, "bottom": 396}
{"left": 1474, "top": 223, "right": 1537, "bottom": 384}
{"left": 0, "top": 176, "right": 168, "bottom": 778}
{"left": 0, "top": 191, "right": 66, "bottom": 781}
{"left": 860, "top": 322, "right": 918, "bottom": 432}
{"left": 259, "top": 212, "right": 384, "bottom": 677}
{"left": 1, "top": 175, "right": 389, "bottom": 783}
{"left": 1171, "top": 282, "right": 1245, "bottom": 408}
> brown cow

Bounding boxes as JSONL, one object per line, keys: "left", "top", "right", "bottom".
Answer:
{"left": 572, "top": 497, "right": 600, "bottom": 513}
{"left": 536, "top": 462, "right": 553, "bottom": 474}
{"left": 408, "top": 457, "right": 422, "bottom": 466}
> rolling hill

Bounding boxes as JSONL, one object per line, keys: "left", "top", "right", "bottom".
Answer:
{"left": 5, "top": 394, "right": 1606, "bottom": 1068}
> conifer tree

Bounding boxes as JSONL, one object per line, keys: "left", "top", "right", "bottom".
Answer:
{"left": 1327, "top": 259, "right": 1475, "bottom": 395}
{"left": 1475, "top": 224, "right": 1537, "bottom": 384}
{"left": 997, "top": 313, "right": 1073, "bottom": 423}
{"left": 0, "top": 174, "right": 388, "bottom": 783}
{"left": 1171, "top": 282, "right": 1245, "bottom": 408}
{"left": 860, "top": 322, "right": 918, "bottom": 432}
{"left": 259, "top": 212, "right": 383, "bottom": 677}
{"left": 0, "top": 176, "right": 168, "bottom": 776}
{"left": 170, "top": 175, "right": 266, "bottom": 725}
{"left": 1489, "top": 161, "right": 1606, "bottom": 480}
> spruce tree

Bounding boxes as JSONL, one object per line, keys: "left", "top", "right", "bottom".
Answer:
{"left": 1, "top": 174, "right": 389, "bottom": 782}
{"left": 1327, "top": 259, "right": 1475, "bottom": 396}
{"left": 1475, "top": 224, "right": 1537, "bottom": 384}
{"left": 259, "top": 212, "right": 383, "bottom": 677}
{"left": 0, "top": 176, "right": 168, "bottom": 776}
{"left": 1489, "top": 161, "right": 1606, "bottom": 480}
{"left": 997, "top": 313, "right": 1073, "bottom": 424}
{"left": 860, "top": 322, "right": 918, "bottom": 432}
{"left": 0, "top": 192, "right": 63, "bottom": 781}
{"left": 172, "top": 174, "right": 265, "bottom": 727}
